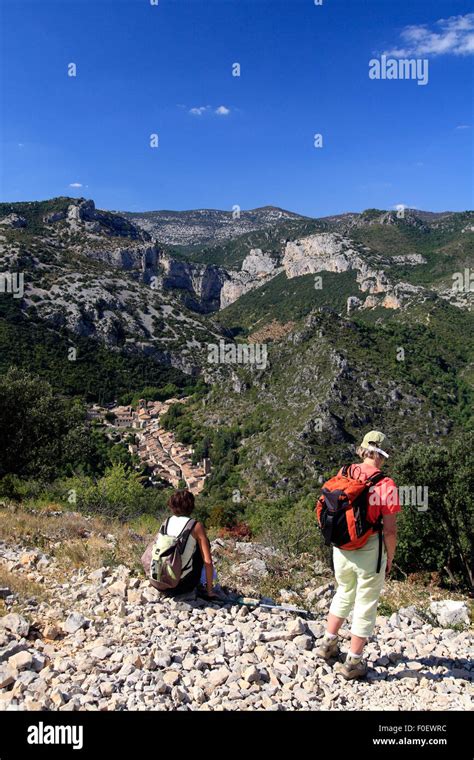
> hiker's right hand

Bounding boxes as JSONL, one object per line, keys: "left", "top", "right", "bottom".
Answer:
{"left": 386, "top": 557, "right": 392, "bottom": 574}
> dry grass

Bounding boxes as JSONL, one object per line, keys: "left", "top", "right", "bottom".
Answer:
{"left": 0, "top": 504, "right": 156, "bottom": 577}
{"left": 380, "top": 577, "right": 471, "bottom": 617}
{"left": 0, "top": 565, "right": 50, "bottom": 617}
{"left": 248, "top": 320, "right": 296, "bottom": 344}
{"left": 0, "top": 505, "right": 472, "bottom": 622}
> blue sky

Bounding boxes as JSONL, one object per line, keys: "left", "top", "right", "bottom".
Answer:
{"left": 1, "top": 0, "right": 472, "bottom": 216}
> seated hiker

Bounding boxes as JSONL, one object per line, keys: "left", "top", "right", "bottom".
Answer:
{"left": 143, "top": 489, "right": 216, "bottom": 598}
{"left": 315, "top": 431, "right": 400, "bottom": 680}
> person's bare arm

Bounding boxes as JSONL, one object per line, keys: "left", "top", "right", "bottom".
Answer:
{"left": 383, "top": 514, "right": 397, "bottom": 573}
{"left": 193, "top": 522, "right": 214, "bottom": 594}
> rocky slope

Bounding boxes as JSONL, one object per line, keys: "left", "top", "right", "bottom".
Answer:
{"left": 1, "top": 198, "right": 471, "bottom": 342}
{"left": 0, "top": 532, "right": 471, "bottom": 712}
{"left": 0, "top": 198, "right": 226, "bottom": 375}
{"left": 191, "top": 304, "right": 471, "bottom": 498}
{"left": 1, "top": 196, "right": 471, "bottom": 484}
{"left": 122, "top": 207, "right": 305, "bottom": 247}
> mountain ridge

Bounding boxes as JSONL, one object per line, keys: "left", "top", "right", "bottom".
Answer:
{"left": 0, "top": 196, "right": 472, "bottom": 484}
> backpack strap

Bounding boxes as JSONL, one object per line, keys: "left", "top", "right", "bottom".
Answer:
{"left": 176, "top": 518, "right": 197, "bottom": 555}
{"left": 366, "top": 470, "right": 386, "bottom": 487}
{"left": 177, "top": 517, "right": 195, "bottom": 537}
{"left": 344, "top": 463, "right": 363, "bottom": 480}
{"left": 159, "top": 517, "right": 171, "bottom": 535}
{"left": 374, "top": 515, "right": 384, "bottom": 573}
{"left": 365, "top": 471, "right": 387, "bottom": 573}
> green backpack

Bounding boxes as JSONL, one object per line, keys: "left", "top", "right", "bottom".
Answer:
{"left": 144, "top": 517, "right": 196, "bottom": 591}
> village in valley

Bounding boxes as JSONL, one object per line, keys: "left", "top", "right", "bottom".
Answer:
{"left": 87, "top": 398, "right": 210, "bottom": 494}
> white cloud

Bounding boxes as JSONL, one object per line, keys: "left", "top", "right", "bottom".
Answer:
{"left": 384, "top": 13, "right": 474, "bottom": 57}
{"left": 187, "top": 105, "right": 232, "bottom": 117}
{"left": 69, "top": 182, "right": 83, "bottom": 188}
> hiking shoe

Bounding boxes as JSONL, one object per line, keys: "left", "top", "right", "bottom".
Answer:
{"left": 315, "top": 635, "right": 340, "bottom": 660}
{"left": 334, "top": 655, "right": 368, "bottom": 680}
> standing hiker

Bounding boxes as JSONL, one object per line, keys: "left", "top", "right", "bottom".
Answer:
{"left": 142, "top": 489, "right": 216, "bottom": 598}
{"left": 315, "top": 431, "right": 400, "bottom": 679}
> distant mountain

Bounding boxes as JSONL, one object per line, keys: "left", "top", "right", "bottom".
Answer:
{"left": 0, "top": 196, "right": 472, "bottom": 477}
{"left": 121, "top": 206, "right": 306, "bottom": 248}
{"left": 0, "top": 197, "right": 226, "bottom": 398}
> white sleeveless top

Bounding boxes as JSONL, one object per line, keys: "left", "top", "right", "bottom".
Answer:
{"left": 165, "top": 515, "right": 197, "bottom": 578}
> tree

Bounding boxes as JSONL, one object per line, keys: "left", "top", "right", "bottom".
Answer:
{"left": 392, "top": 433, "right": 473, "bottom": 589}
{"left": 0, "top": 367, "right": 87, "bottom": 481}
{"left": 77, "top": 463, "right": 145, "bottom": 520}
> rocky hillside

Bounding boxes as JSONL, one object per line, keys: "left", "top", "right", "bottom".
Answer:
{"left": 0, "top": 508, "right": 471, "bottom": 712}
{"left": 191, "top": 305, "right": 472, "bottom": 498}
{"left": 0, "top": 195, "right": 472, "bottom": 481}
{"left": 1, "top": 198, "right": 471, "bottom": 333}
{"left": 122, "top": 206, "right": 306, "bottom": 248}
{"left": 0, "top": 198, "right": 226, "bottom": 378}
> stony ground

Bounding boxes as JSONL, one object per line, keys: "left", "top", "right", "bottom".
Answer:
{"left": 0, "top": 538, "right": 472, "bottom": 712}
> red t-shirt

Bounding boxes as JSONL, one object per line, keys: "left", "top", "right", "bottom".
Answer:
{"left": 338, "top": 462, "right": 401, "bottom": 524}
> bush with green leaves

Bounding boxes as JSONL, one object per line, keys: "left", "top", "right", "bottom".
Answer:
{"left": 76, "top": 464, "right": 173, "bottom": 521}
{"left": 0, "top": 367, "right": 89, "bottom": 481}
{"left": 246, "top": 494, "right": 329, "bottom": 559}
{"left": 0, "top": 368, "right": 136, "bottom": 484}
{"left": 392, "top": 433, "right": 473, "bottom": 589}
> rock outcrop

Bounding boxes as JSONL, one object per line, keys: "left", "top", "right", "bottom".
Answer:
{"left": 159, "top": 254, "right": 227, "bottom": 313}
{"left": 0, "top": 213, "right": 27, "bottom": 228}
{"left": 220, "top": 249, "right": 282, "bottom": 309}
{"left": 281, "top": 233, "right": 423, "bottom": 311}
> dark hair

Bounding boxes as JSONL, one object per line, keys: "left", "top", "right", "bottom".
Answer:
{"left": 168, "top": 489, "right": 195, "bottom": 516}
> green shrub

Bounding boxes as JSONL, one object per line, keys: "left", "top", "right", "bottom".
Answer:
{"left": 246, "top": 494, "right": 329, "bottom": 558}
{"left": 76, "top": 464, "right": 172, "bottom": 521}
{"left": 392, "top": 433, "right": 473, "bottom": 589}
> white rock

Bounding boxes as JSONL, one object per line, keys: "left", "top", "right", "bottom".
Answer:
{"left": 90, "top": 646, "right": 112, "bottom": 660}
{"left": 207, "top": 667, "right": 231, "bottom": 687}
{"left": 108, "top": 580, "right": 128, "bottom": 597}
{"left": 43, "top": 623, "right": 60, "bottom": 640}
{"left": 99, "top": 682, "right": 114, "bottom": 697}
{"left": 143, "top": 586, "right": 160, "bottom": 603}
{"left": 293, "top": 635, "right": 313, "bottom": 651}
{"left": 287, "top": 618, "right": 306, "bottom": 636}
{"left": 429, "top": 601, "right": 470, "bottom": 628}
{"left": 127, "top": 589, "right": 145, "bottom": 604}
{"left": 63, "top": 612, "right": 88, "bottom": 634}
{"left": 0, "top": 641, "right": 27, "bottom": 664}
{"left": 0, "top": 668, "right": 16, "bottom": 688}
{"left": 8, "top": 651, "right": 33, "bottom": 671}
{"left": 242, "top": 665, "right": 260, "bottom": 684}
{"left": 163, "top": 670, "right": 180, "bottom": 686}
{"left": 235, "top": 559, "right": 268, "bottom": 579}
{"left": 0, "top": 613, "right": 30, "bottom": 637}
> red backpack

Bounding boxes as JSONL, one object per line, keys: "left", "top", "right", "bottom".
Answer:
{"left": 316, "top": 464, "right": 386, "bottom": 572}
